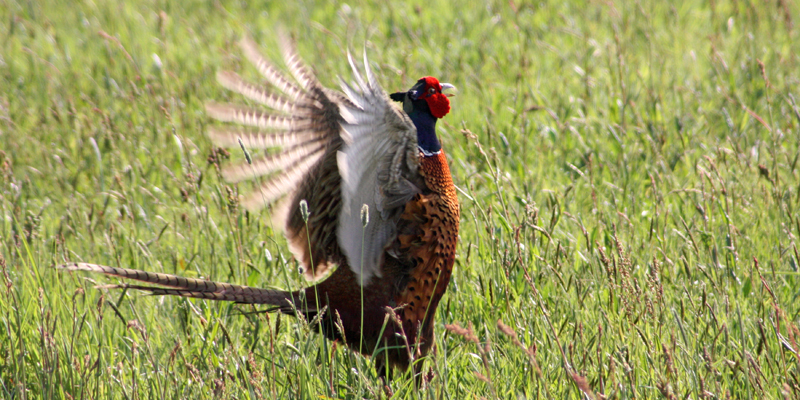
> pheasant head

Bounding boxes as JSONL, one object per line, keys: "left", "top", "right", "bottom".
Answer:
{"left": 390, "top": 77, "right": 455, "bottom": 155}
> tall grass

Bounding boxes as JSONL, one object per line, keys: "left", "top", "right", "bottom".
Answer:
{"left": 2, "top": 0, "right": 799, "bottom": 398}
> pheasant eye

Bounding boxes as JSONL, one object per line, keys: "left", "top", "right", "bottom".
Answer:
{"left": 428, "top": 87, "right": 436, "bottom": 95}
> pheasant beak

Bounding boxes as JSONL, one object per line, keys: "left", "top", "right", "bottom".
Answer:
{"left": 440, "top": 83, "right": 457, "bottom": 97}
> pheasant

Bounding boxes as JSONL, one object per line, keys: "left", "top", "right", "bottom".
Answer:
{"left": 58, "top": 35, "right": 459, "bottom": 379}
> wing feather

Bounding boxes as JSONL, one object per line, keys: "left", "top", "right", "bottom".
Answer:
{"left": 215, "top": 71, "right": 295, "bottom": 113}
{"left": 207, "top": 127, "right": 319, "bottom": 149}
{"left": 208, "top": 36, "right": 421, "bottom": 286}
{"left": 238, "top": 36, "right": 304, "bottom": 100}
{"left": 207, "top": 35, "right": 346, "bottom": 279}
{"left": 335, "top": 51, "right": 421, "bottom": 285}
{"left": 221, "top": 139, "right": 327, "bottom": 183}
{"left": 205, "top": 103, "right": 306, "bottom": 130}
{"left": 239, "top": 151, "right": 325, "bottom": 210}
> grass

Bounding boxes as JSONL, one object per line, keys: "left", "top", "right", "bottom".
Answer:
{"left": 2, "top": 0, "right": 800, "bottom": 398}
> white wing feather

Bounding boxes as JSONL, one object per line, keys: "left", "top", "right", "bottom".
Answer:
{"left": 336, "top": 51, "right": 420, "bottom": 286}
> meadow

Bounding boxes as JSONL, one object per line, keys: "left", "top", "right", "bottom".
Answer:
{"left": 2, "top": 0, "right": 800, "bottom": 398}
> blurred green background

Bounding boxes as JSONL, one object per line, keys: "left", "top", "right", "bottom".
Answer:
{"left": 2, "top": 0, "right": 799, "bottom": 398}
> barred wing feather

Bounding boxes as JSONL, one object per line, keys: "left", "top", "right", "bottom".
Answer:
{"left": 206, "top": 36, "right": 346, "bottom": 280}
{"left": 207, "top": 37, "right": 419, "bottom": 286}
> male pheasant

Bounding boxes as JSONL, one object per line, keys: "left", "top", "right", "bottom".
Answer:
{"left": 59, "top": 35, "right": 459, "bottom": 378}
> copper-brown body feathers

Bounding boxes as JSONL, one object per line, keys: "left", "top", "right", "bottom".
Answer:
{"left": 57, "top": 35, "right": 459, "bottom": 379}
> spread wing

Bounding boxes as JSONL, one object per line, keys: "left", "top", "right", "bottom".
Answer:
{"left": 207, "top": 36, "right": 348, "bottom": 279}
{"left": 208, "top": 36, "right": 420, "bottom": 286}
{"left": 336, "top": 52, "right": 421, "bottom": 285}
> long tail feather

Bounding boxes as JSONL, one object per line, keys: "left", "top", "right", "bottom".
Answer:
{"left": 58, "top": 262, "right": 293, "bottom": 306}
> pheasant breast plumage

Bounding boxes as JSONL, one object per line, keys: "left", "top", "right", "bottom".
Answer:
{"left": 59, "top": 34, "right": 459, "bottom": 378}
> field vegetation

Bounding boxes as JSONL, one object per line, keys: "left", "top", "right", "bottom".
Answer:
{"left": 2, "top": 0, "right": 800, "bottom": 398}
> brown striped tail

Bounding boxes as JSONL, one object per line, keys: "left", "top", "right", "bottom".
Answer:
{"left": 57, "top": 262, "right": 295, "bottom": 308}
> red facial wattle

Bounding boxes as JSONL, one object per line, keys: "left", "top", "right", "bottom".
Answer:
{"left": 420, "top": 76, "right": 451, "bottom": 119}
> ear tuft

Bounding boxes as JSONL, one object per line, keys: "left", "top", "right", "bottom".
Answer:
{"left": 389, "top": 92, "right": 405, "bottom": 102}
